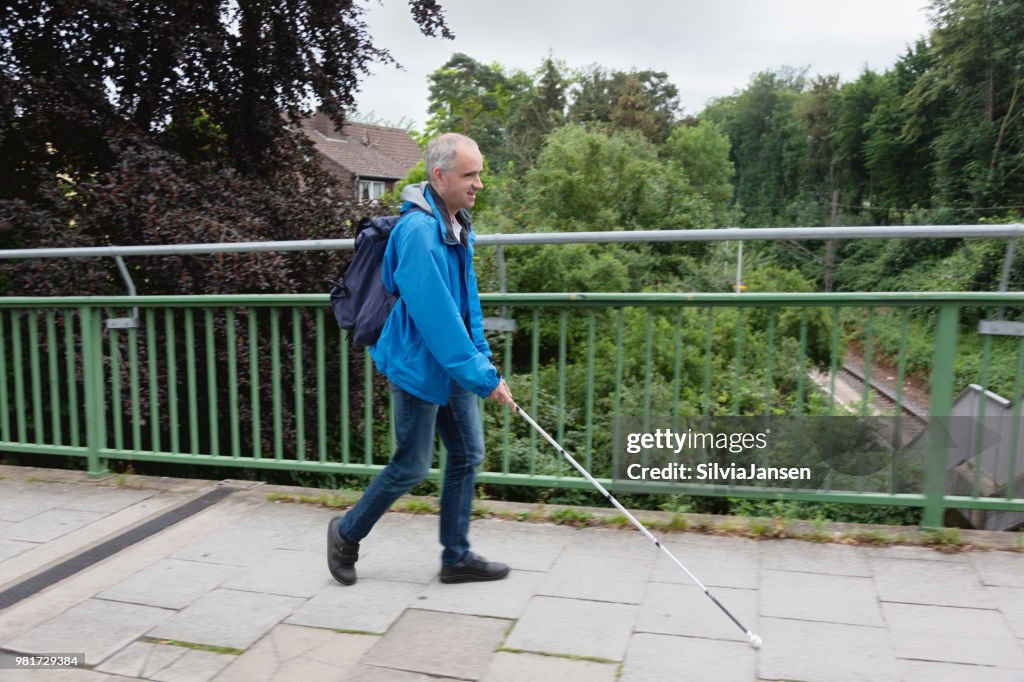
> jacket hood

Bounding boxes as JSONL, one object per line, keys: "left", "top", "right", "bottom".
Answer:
{"left": 399, "top": 181, "right": 434, "bottom": 215}
{"left": 399, "top": 181, "right": 471, "bottom": 246}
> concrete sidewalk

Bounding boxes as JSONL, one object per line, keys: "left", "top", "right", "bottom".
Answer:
{"left": 0, "top": 467, "right": 1022, "bottom": 681}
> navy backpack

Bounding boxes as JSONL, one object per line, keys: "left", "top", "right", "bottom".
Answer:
{"left": 329, "top": 214, "right": 405, "bottom": 346}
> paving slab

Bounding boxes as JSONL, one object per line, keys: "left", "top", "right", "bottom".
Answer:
{"left": 465, "top": 520, "right": 572, "bottom": 572}
{"left": 0, "top": 483, "right": 65, "bottom": 522}
{"left": 97, "top": 558, "right": 241, "bottom": 610}
{"left": 222, "top": 548, "right": 332, "bottom": 598}
{"left": 169, "top": 522, "right": 290, "bottom": 567}
{"left": 871, "top": 557, "right": 994, "bottom": 609}
{"left": 539, "top": 548, "right": 653, "bottom": 604}
{"left": 899, "top": 659, "right": 1024, "bottom": 682}
{"left": 968, "top": 551, "right": 1024, "bottom": 588}
{"left": 268, "top": 510, "right": 334, "bottom": 554}
{"left": 319, "top": 511, "right": 447, "bottom": 584}
{"left": 213, "top": 623, "right": 377, "bottom": 682}
{"left": 361, "top": 608, "right": 510, "bottom": 680}
{"left": 882, "top": 602, "right": 1024, "bottom": 668}
{"left": 149, "top": 648, "right": 237, "bottom": 682}
{"left": 867, "top": 544, "right": 969, "bottom": 563}
{"left": 482, "top": 651, "right": 618, "bottom": 682}
{"left": 649, "top": 534, "right": 760, "bottom": 589}
{"left": 95, "top": 640, "right": 189, "bottom": 677}
{"left": 2, "top": 598, "right": 173, "bottom": 667}
{"left": 416, "top": 569, "right": 546, "bottom": 619}
{"left": 344, "top": 665, "right": 438, "bottom": 681}
{"left": 0, "top": 538, "right": 36, "bottom": 562}
{"left": 147, "top": 588, "right": 305, "bottom": 650}
{"left": 636, "top": 582, "right": 757, "bottom": 643}
{"left": 620, "top": 632, "right": 755, "bottom": 682}
{"left": 3, "top": 670, "right": 117, "bottom": 681}
{"left": 987, "top": 585, "right": 1024, "bottom": 639}
{"left": 0, "top": 491, "right": 259, "bottom": 645}
{"left": 95, "top": 641, "right": 235, "bottom": 681}
{"left": 504, "top": 595, "right": 637, "bottom": 661}
{"left": 0, "top": 509, "right": 106, "bottom": 543}
{"left": 353, "top": 537, "right": 445, "bottom": 584}
{"left": 471, "top": 516, "right": 579, "bottom": 538}
{"left": 286, "top": 578, "right": 427, "bottom": 633}
{"left": 757, "top": 617, "right": 899, "bottom": 682}
{"left": 59, "top": 487, "right": 155, "bottom": 514}
{"left": 760, "top": 570, "right": 883, "bottom": 626}
{"left": 562, "top": 526, "right": 663, "bottom": 560}
{"left": 760, "top": 538, "right": 872, "bottom": 577}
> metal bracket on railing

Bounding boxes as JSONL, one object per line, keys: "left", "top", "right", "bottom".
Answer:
{"left": 105, "top": 256, "right": 139, "bottom": 329}
{"left": 979, "top": 320, "right": 1024, "bottom": 337}
{"left": 980, "top": 236, "right": 1019, "bottom": 334}
{"left": 483, "top": 244, "right": 517, "bottom": 333}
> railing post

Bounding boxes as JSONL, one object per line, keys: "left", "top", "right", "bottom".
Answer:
{"left": 923, "top": 303, "right": 959, "bottom": 527}
{"left": 80, "top": 306, "right": 109, "bottom": 478}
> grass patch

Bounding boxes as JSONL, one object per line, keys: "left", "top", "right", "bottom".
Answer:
{"left": 497, "top": 647, "right": 619, "bottom": 665}
{"left": 714, "top": 518, "right": 747, "bottom": 534}
{"left": 330, "top": 628, "right": 382, "bottom": 636}
{"left": 400, "top": 498, "right": 438, "bottom": 514}
{"left": 546, "top": 508, "right": 593, "bottom": 527}
{"left": 140, "top": 637, "right": 243, "bottom": 656}
{"left": 114, "top": 474, "right": 146, "bottom": 489}
{"left": 920, "top": 527, "right": 965, "bottom": 548}
{"left": 266, "top": 491, "right": 358, "bottom": 508}
{"left": 501, "top": 508, "right": 546, "bottom": 523}
{"left": 847, "top": 529, "right": 900, "bottom": 546}
{"left": 471, "top": 503, "right": 494, "bottom": 519}
{"left": 802, "top": 518, "right": 834, "bottom": 543}
{"left": 661, "top": 514, "right": 689, "bottom": 531}
{"left": 746, "top": 518, "right": 774, "bottom": 538}
{"left": 25, "top": 475, "right": 40, "bottom": 483}
{"left": 604, "top": 513, "right": 631, "bottom": 528}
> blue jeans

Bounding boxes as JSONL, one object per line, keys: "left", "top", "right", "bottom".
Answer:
{"left": 338, "top": 381, "right": 485, "bottom": 566}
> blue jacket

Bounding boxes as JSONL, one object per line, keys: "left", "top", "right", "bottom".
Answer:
{"left": 370, "top": 182, "right": 499, "bottom": 404}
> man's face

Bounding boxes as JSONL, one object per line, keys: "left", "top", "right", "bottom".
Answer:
{"left": 433, "top": 142, "right": 484, "bottom": 213}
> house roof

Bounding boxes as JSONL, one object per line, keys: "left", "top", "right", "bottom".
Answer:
{"left": 300, "top": 112, "right": 422, "bottom": 181}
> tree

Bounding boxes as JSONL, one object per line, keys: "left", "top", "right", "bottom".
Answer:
{"left": 425, "top": 52, "right": 507, "bottom": 137}
{"left": 0, "top": 1, "right": 451, "bottom": 479}
{"left": 664, "top": 120, "right": 735, "bottom": 226}
{"left": 568, "top": 67, "right": 681, "bottom": 143}
{"left": 521, "top": 124, "right": 718, "bottom": 233}
{"left": 927, "top": 0, "right": 1024, "bottom": 210}
{"left": 503, "top": 56, "right": 568, "bottom": 171}
{"left": 832, "top": 69, "right": 885, "bottom": 211}
{"left": 703, "top": 68, "right": 810, "bottom": 227}
{"left": 0, "top": 1, "right": 451, "bottom": 273}
{"left": 863, "top": 42, "right": 937, "bottom": 215}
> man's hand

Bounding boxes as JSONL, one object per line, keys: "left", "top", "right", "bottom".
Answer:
{"left": 487, "top": 378, "right": 515, "bottom": 407}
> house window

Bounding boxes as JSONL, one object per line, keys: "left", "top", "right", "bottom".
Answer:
{"left": 358, "top": 180, "right": 386, "bottom": 202}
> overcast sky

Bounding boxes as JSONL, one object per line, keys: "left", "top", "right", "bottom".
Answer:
{"left": 352, "top": 0, "right": 934, "bottom": 129}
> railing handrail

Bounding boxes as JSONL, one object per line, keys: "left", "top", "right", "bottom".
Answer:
{"left": 1, "top": 224, "right": 1022, "bottom": 260}
{"left": 1, "top": 291, "right": 1024, "bottom": 307}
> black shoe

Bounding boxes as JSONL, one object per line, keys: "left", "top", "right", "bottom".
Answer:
{"left": 439, "top": 552, "right": 510, "bottom": 584}
{"left": 327, "top": 516, "right": 359, "bottom": 585}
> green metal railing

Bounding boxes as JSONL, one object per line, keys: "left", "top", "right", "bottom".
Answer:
{"left": 2, "top": 292, "right": 1023, "bottom": 527}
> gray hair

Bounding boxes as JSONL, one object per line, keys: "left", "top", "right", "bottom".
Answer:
{"left": 425, "top": 133, "right": 478, "bottom": 185}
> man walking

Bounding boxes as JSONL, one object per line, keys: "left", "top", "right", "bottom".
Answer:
{"left": 328, "top": 133, "right": 515, "bottom": 586}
